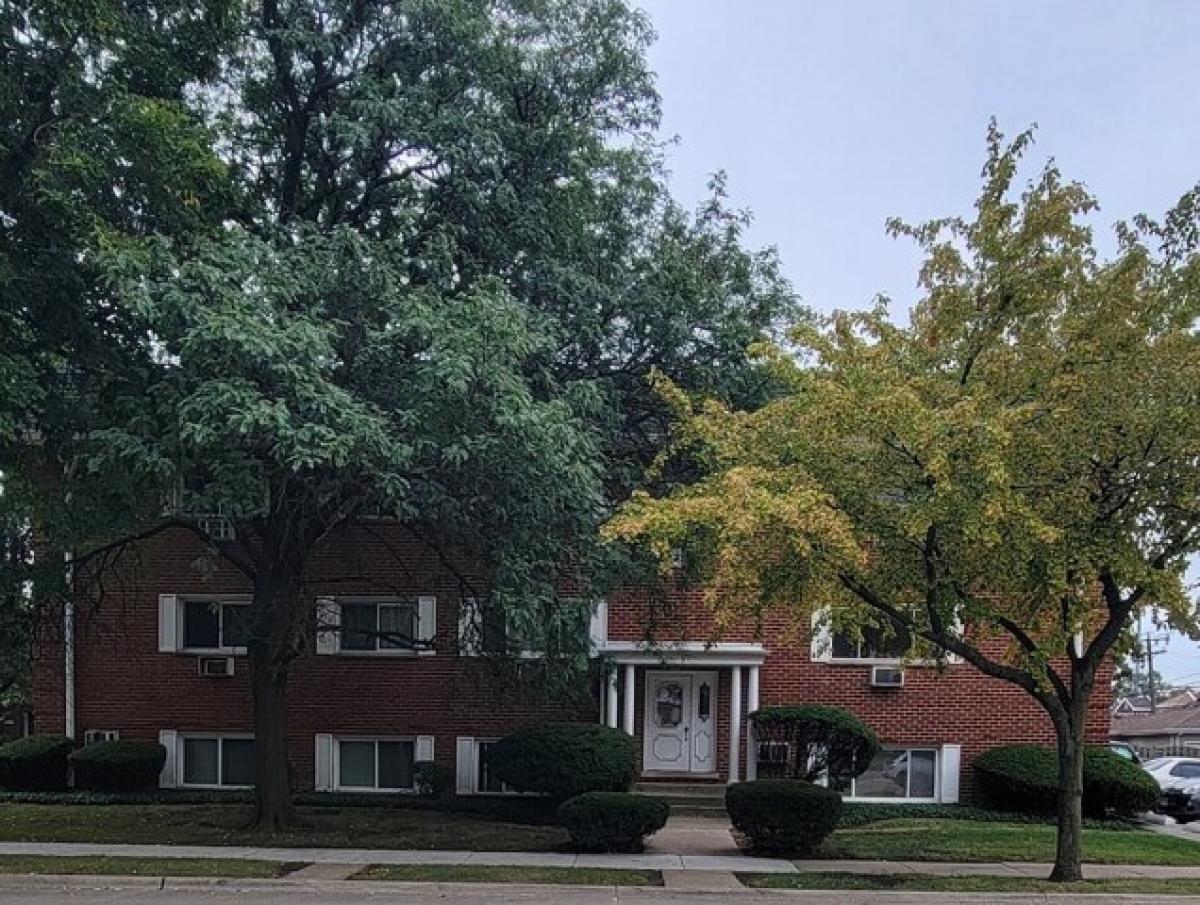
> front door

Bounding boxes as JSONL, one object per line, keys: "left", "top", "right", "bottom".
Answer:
{"left": 643, "top": 671, "right": 717, "bottom": 774}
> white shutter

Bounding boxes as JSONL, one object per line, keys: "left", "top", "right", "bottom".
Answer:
{"left": 415, "top": 735, "right": 435, "bottom": 763}
{"left": 459, "top": 598, "right": 479, "bottom": 657}
{"left": 939, "top": 744, "right": 961, "bottom": 803}
{"left": 158, "top": 730, "right": 178, "bottom": 788}
{"left": 589, "top": 600, "right": 608, "bottom": 653}
{"left": 315, "top": 598, "right": 340, "bottom": 655}
{"left": 810, "top": 608, "right": 832, "bottom": 662}
{"left": 158, "top": 595, "right": 179, "bottom": 653}
{"left": 455, "top": 737, "right": 475, "bottom": 795}
{"left": 417, "top": 595, "right": 437, "bottom": 648}
{"left": 314, "top": 733, "right": 334, "bottom": 791}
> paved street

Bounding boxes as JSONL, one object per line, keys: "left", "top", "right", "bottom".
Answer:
{"left": 3, "top": 877, "right": 1200, "bottom": 905}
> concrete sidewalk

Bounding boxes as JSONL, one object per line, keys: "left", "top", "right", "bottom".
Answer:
{"left": 4, "top": 840, "right": 1200, "bottom": 879}
{"left": 6, "top": 875, "right": 1200, "bottom": 905}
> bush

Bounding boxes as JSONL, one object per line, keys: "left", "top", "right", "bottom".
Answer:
{"left": 414, "top": 760, "right": 447, "bottom": 798}
{"left": 487, "top": 724, "right": 636, "bottom": 802}
{"left": 726, "top": 779, "right": 843, "bottom": 855}
{"left": 974, "top": 745, "right": 1159, "bottom": 817}
{"left": 558, "top": 792, "right": 669, "bottom": 852}
{"left": 0, "top": 735, "right": 74, "bottom": 791}
{"left": 68, "top": 741, "right": 166, "bottom": 792}
{"left": 751, "top": 704, "right": 880, "bottom": 782}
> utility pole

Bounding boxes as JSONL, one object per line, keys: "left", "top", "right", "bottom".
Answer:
{"left": 1142, "top": 631, "right": 1170, "bottom": 712}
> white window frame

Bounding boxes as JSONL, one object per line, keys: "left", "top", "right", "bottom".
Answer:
{"left": 83, "top": 729, "right": 120, "bottom": 746}
{"left": 333, "top": 736, "right": 418, "bottom": 793}
{"left": 179, "top": 733, "right": 255, "bottom": 790}
{"left": 834, "top": 746, "right": 940, "bottom": 803}
{"left": 179, "top": 596, "right": 251, "bottom": 655}
{"left": 333, "top": 597, "right": 433, "bottom": 657}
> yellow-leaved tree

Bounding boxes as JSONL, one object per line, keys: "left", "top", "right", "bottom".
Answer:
{"left": 606, "top": 125, "right": 1200, "bottom": 882}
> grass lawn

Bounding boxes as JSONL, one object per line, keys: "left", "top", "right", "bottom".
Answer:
{"left": 0, "top": 803, "right": 567, "bottom": 851}
{"left": 820, "top": 818, "right": 1200, "bottom": 866}
{"left": 742, "top": 872, "right": 1200, "bottom": 896}
{"left": 0, "top": 854, "right": 284, "bottom": 877}
{"left": 357, "top": 864, "right": 661, "bottom": 885}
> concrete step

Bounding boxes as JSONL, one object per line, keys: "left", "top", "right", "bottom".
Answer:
{"left": 634, "top": 781, "right": 728, "bottom": 817}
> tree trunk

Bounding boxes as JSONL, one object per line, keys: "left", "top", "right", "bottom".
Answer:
{"left": 249, "top": 638, "right": 300, "bottom": 831}
{"left": 1049, "top": 720, "right": 1086, "bottom": 882}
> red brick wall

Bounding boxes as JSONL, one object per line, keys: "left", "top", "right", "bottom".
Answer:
{"left": 33, "top": 524, "right": 1113, "bottom": 801}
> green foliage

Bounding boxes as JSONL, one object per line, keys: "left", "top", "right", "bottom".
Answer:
{"left": 488, "top": 724, "right": 636, "bottom": 802}
{"left": 726, "top": 779, "right": 843, "bottom": 855}
{"left": 0, "top": 735, "right": 73, "bottom": 791}
{"left": 68, "top": 741, "right": 165, "bottom": 792}
{"left": 557, "top": 791, "right": 669, "bottom": 852}
{"left": 974, "top": 746, "right": 1159, "bottom": 817}
{"left": 7, "top": 0, "right": 794, "bottom": 823}
{"left": 414, "top": 761, "right": 447, "bottom": 799}
{"left": 751, "top": 704, "right": 880, "bottom": 782}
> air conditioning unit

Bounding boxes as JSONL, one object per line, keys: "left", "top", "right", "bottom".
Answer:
{"left": 870, "top": 665, "right": 905, "bottom": 688}
{"left": 83, "top": 729, "right": 120, "bottom": 746}
{"left": 198, "top": 656, "right": 235, "bottom": 677}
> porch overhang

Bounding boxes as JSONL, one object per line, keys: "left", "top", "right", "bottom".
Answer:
{"left": 598, "top": 640, "right": 767, "bottom": 668}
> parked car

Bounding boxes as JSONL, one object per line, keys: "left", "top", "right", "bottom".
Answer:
{"left": 1109, "top": 741, "right": 1141, "bottom": 764}
{"left": 1144, "top": 757, "right": 1200, "bottom": 789}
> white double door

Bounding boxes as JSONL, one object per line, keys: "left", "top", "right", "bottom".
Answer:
{"left": 643, "top": 671, "right": 717, "bottom": 774}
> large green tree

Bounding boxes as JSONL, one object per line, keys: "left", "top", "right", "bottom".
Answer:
{"left": 12, "top": 0, "right": 794, "bottom": 829}
{"left": 608, "top": 125, "right": 1200, "bottom": 882}
{"left": 0, "top": 0, "right": 238, "bottom": 713}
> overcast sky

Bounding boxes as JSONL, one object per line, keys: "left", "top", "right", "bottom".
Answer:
{"left": 636, "top": 0, "right": 1200, "bottom": 683}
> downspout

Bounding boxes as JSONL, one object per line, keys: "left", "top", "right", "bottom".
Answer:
{"left": 63, "top": 550, "right": 75, "bottom": 741}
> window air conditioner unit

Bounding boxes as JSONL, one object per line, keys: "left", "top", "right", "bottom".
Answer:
{"left": 198, "top": 656, "right": 235, "bottom": 678}
{"left": 870, "top": 665, "right": 905, "bottom": 688}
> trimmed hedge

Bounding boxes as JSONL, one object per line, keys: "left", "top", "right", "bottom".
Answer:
{"left": 487, "top": 724, "right": 636, "bottom": 803}
{"left": 974, "top": 745, "right": 1158, "bottom": 817}
{"left": 0, "top": 735, "right": 74, "bottom": 791}
{"left": 751, "top": 704, "right": 880, "bottom": 783}
{"left": 727, "top": 779, "right": 843, "bottom": 855}
{"left": 558, "top": 792, "right": 669, "bottom": 852}
{"left": 69, "top": 741, "right": 166, "bottom": 792}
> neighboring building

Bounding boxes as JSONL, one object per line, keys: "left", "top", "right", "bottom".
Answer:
{"left": 1112, "top": 695, "right": 1154, "bottom": 715}
{"left": 1111, "top": 701, "right": 1200, "bottom": 759}
{"left": 33, "top": 524, "right": 1112, "bottom": 803}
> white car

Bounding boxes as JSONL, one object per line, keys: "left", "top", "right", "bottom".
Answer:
{"left": 1144, "top": 757, "right": 1200, "bottom": 789}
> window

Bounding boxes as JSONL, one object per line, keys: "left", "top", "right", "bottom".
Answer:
{"left": 830, "top": 622, "right": 912, "bottom": 662}
{"left": 341, "top": 601, "right": 418, "bottom": 652}
{"left": 181, "top": 736, "right": 254, "bottom": 787}
{"left": 831, "top": 747, "right": 938, "bottom": 801}
{"left": 462, "top": 738, "right": 522, "bottom": 796}
{"left": 182, "top": 600, "right": 250, "bottom": 651}
{"left": 336, "top": 738, "right": 415, "bottom": 791}
{"left": 83, "top": 729, "right": 119, "bottom": 746}
{"left": 464, "top": 597, "right": 591, "bottom": 657}
{"left": 1170, "top": 762, "right": 1200, "bottom": 778}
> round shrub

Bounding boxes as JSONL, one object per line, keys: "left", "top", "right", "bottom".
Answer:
{"left": 726, "top": 779, "right": 843, "bottom": 855}
{"left": 487, "top": 724, "right": 636, "bottom": 802}
{"left": 1084, "top": 747, "right": 1159, "bottom": 816}
{"left": 414, "top": 760, "right": 448, "bottom": 798}
{"left": 69, "top": 740, "right": 166, "bottom": 792}
{"left": 557, "top": 792, "right": 669, "bottom": 852}
{"left": 974, "top": 745, "right": 1158, "bottom": 817}
{"left": 751, "top": 704, "right": 880, "bottom": 782}
{"left": 0, "top": 735, "right": 74, "bottom": 791}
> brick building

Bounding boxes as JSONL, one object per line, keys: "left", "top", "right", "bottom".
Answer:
{"left": 33, "top": 523, "right": 1111, "bottom": 802}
